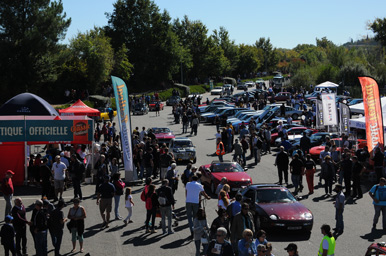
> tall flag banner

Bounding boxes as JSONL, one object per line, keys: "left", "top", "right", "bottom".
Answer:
{"left": 316, "top": 99, "right": 324, "bottom": 129}
{"left": 340, "top": 103, "right": 350, "bottom": 134}
{"left": 321, "top": 94, "right": 338, "bottom": 126}
{"left": 111, "top": 76, "right": 134, "bottom": 180}
{"left": 359, "top": 76, "right": 384, "bottom": 153}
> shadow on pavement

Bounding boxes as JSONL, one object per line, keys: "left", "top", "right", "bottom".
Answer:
{"left": 361, "top": 229, "right": 384, "bottom": 242}
{"left": 160, "top": 237, "right": 193, "bottom": 249}
{"left": 124, "top": 232, "right": 164, "bottom": 246}
{"left": 268, "top": 229, "right": 311, "bottom": 242}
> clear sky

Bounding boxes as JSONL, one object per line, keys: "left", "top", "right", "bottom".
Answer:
{"left": 62, "top": 0, "right": 386, "bottom": 49}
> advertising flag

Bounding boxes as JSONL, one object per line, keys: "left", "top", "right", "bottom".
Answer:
{"left": 359, "top": 76, "right": 384, "bottom": 153}
{"left": 316, "top": 99, "right": 324, "bottom": 129}
{"left": 321, "top": 94, "right": 338, "bottom": 126}
{"left": 340, "top": 103, "right": 350, "bottom": 134}
{"left": 111, "top": 76, "right": 134, "bottom": 180}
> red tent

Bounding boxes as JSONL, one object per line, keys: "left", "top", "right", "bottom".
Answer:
{"left": 59, "top": 100, "right": 100, "bottom": 117}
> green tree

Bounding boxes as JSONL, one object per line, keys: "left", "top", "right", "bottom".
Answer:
{"left": 255, "top": 37, "right": 278, "bottom": 72}
{"left": 370, "top": 18, "right": 386, "bottom": 47}
{"left": 212, "top": 27, "right": 238, "bottom": 75}
{"left": 0, "top": 0, "right": 71, "bottom": 100}
{"left": 236, "top": 44, "right": 262, "bottom": 76}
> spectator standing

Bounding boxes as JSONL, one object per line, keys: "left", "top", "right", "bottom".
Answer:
{"left": 31, "top": 200, "right": 48, "bottom": 256}
{"left": 207, "top": 227, "right": 234, "bottom": 256}
{"left": 210, "top": 208, "right": 230, "bottom": 240}
{"left": 215, "top": 177, "right": 228, "bottom": 196}
{"left": 216, "top": 138, "right": 226, "bottom": 162}
{"left": 238, "top": 229, "right": 257, "bottom": 256}
{"left": 96, "top": 175, "right": 115, "bottom": 228}
{"left": 333, "top": 184, "right": 345, "bottom": 234}
{"left": 40, "top": 159, "right": 52, "bottom": 198}
{"left": 51, "top": 156, "right": 67, "bottom": 201}
{"left": 275, "top": 146, "right": 289, "bottom": 185}
{"left": 191, "top": 114, "right": 199, "bottom": 136}
{"left": 11, "top": 198, "right": 29, "bottom": 256}
{"left": 112, "top": 172, "right": 125, "bottom": 220}
{"left": 67, "top": 198, "right": 86, "bottom": 253}
{"left": 186, "top": 175, "right": 210, "bottom": 237}
{"left": 143, "top": 148, "right": 154, "bottom": 179}
{"left": 372, "top": 147, "right": 385, "bottom": 182}
{"left": 0, "top": 215, "right": 15, "bottom": 256}
{"left": 182, "top": 113, "right": 189, "bottom": 133}
{"left": 340, "top": 154, "right": 352, "bottom": 197}
{"left": 50, "top": 199, "right": 67, "bottom": 256}
{"left": 300, "top": 132, "right": 311, "bottom": 154}
{"left": 290, "top": 154, "right": 304, "bottom": 194}
{"left": 369, "top": 177, "right": 386, "bottom": 229}
{"left": 232, "top": 139, "right": 244, "bottom": 164}
{"left": 351, "top": 156, "right": 364, "bottom": 198}
{"left": 304, "top": 154, "right": 316, "bottom": 194}
{"left": 318, "top": 224, "right": 336, "bottom": 256}
{"left": 2, "top": 170, "right": 14, "bottom": 217}
{"left": 144, "top": 184, "right": 158, "bottom": 233}
{"left": 193, "top": 208, "right": 209, "bottom": 256}
{"left": 69, "top": 154, "right": 84, "bottom": 200}
{"left": 321, "top": 156, "right": 335, "bottom": 196}
{"left": 157, "top": 180, "right": 175, "bottom": 234}
{"left": 231, "top": 203, "right": 255, "bottom": 252}
{"left": 166, "top": 163, "right": 179, "bottom": 194}
{"left": 159, "top": 148, "right": 173, "bottom": 181}
{"left": 123, "top": 187, "right": 134, "bottom": 225}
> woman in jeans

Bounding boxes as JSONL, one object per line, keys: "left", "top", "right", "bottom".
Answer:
{"left": 67, "top": 198, "right": 86, "bottom": 253}
{"left": 112, "top": 172, "right": 125, "bottom": 220}
{"left": 145, "top": 184, "right": 158, "bottom": 233}
{"left": 193, "top": 208, "right": 209, "bottom": 256}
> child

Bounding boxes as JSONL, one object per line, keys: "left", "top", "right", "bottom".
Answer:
{"left": 0, "top": 215, "right": 15, "bottom": 256}
{"left": 123, "top": 187, "right": 134, "bottom": 225}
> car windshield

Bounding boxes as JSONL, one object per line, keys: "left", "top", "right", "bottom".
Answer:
{"left": 152, "top": 128, "right": 171, "bottom": 134}
{"left": 174, "top": 140, "right": 193, "bottom": 148}
{"left": 211, "top": 162, "right": 244, "bottom": 173}
{"left": 256, "top": 188, "right": 296, "bottom": 203}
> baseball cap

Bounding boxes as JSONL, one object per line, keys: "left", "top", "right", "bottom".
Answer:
{"left": 4, "top": 215, "right": 13, "bottom": 222}
{"left": 60, "top": 152, "right": 64, "bottom": 156}
{"left": 284, "top": 243, "right": 297, "bottom": 251}
{"left": 6, "top": 170, "right": 15, "bottom": 175}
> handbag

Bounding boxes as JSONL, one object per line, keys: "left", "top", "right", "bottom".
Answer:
{"left": 66, "top": 207, "right": 80, "bottom": 233}
{"left": 201, "top": 228, "right": 209, "bottom": 244}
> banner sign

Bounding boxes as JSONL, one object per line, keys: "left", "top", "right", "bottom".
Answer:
{"left": 321, "top": 94, "right": 338, "bottom": 126}
{"left": 111, "top": 76, "right": 134, "bottom": 175}
{"left": 0, "top": 119, "right": 93, "bottom": 143}
{"left": 359, "top": 76, "right": 384, "bottom": 152}
{"left": 316, "top": 99, "right": 324, "bottom": 129}
{"left": 340, "top": 103, "right": 350, "bottom": 134}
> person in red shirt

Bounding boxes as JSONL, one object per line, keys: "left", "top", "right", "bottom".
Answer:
{"left": 1, "top": 170, "right": 14, "bottom": 216}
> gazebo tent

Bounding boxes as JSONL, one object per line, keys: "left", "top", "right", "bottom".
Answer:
{"left": 315, "top": 81, "right": 339, "bottom": 89}
{"left": 0, "top": 93, "right": 58, "bottom": 116}
{"left": 59, "top": 99, "right": 100, "bottom": 117}
{"left": 350, "top": 97, "right": 386, "bottom": 115}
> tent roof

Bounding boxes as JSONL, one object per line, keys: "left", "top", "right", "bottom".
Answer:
{"left": 350, "top": 97, "right": 386, "bottom": 114}
{"left": 315, "top": 81, "right": 339, "bottom": 88}
{"left": 59, "top": 99, "right": 100, "bottom": 116}
{"left": 0, "top": 93, "right": 58, "bottom": 116}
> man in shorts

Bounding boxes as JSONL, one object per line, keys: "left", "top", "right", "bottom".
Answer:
{"left": 96, "top": 175, "right": 115, "bottom": 228}
{"left": 51, "top": 155, "right": 67, "bottom": 201}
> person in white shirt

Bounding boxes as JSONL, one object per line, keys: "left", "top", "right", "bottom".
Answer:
{"left": 51, "top": 155, "right": 67, "bottom": 201}
{"left": 185, "top": 175, "right": 210, "bottom": 237}
{"left": 139, "top": 127, "right": 147, "bottom": 142}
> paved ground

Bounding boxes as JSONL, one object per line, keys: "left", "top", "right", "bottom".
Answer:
{"left": 0, "top": 86, "right": 382, "bottom": 256}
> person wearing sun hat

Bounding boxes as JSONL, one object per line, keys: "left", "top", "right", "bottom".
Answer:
{"left": 1, "top": 170, "right": 14, "bottom": 216}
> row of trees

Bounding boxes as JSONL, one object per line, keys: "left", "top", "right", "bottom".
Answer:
{"left": 0, "top": 0, "right": 386, "bottom": 102}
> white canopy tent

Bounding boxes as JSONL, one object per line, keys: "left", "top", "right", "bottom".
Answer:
{"left": 349, "top": 97, "right": 386, "bottom": 131}
{"left": 349, "top": 97, "right": 386, "bottom": 114}
{"left": 315, "top": 81, "right": 339, "bottom": 89}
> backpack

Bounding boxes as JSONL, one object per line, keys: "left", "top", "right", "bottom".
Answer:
{"left": 158, "top": 189, "right": 168, "bottom": 206}
{"left": 141, "top": 188, "right": 146, "bottom": 202}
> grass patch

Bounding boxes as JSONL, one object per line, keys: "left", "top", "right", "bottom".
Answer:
{"left": 189, "top": 84, "right": 210, "bottom": 94}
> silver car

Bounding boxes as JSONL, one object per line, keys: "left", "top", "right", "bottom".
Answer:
{"left": 169, "top": 137, "right": 196, "bottom": 163}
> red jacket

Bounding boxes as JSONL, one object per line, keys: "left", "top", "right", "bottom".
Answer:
{"left": 1, "top": 177, "right": 14, "bottom": 195}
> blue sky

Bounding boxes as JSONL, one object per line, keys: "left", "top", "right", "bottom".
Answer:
{"left": 62, "top": 0, "right": 386, "bottom": 49}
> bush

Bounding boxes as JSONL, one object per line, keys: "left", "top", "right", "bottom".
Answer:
{"left": 189, "top": 84, "right": 210, "bottom": 94}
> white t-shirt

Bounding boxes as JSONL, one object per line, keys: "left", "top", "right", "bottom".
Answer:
{"left": 186, "top": 181, "right": 204, "bottom": 204}
{"left": 125, "top": 195, "right": 133, "bottom": 208}
{"left": 52, "top": 162, "right": 67, "bottom": 180}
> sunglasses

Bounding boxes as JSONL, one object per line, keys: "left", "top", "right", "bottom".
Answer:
{"left": 216, "top": 234, "right": 223, "bottom": 237}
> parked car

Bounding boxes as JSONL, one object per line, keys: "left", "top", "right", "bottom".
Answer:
{"left": 255, "top": 79, "right": 265, "bottom": 88}
{"left": 240, "top": 184, "right": 313, "bottom": 232}
{"left": 271, "top": 127, "right": 317, "bottom": 145}
{"left": 245, "top": 81, "right": 255, "bottom": 87}
{"left": 290, "top": 132, "right": 340, "bottom": 151}
{"left": 99, "top": 108, "right": 117, "bottom": 121}
{"left": 148, "top": 127, "right": 175, "bottom": 145}
{"left": 237, "top": 83, "right": 248, "bottom": 90}
{"left": 270, "top": 92, "right": 291, "bottom": 102}
{"left": 211, "top": 86, "right": 224, "bottom": 95}
{"left": 149, "top": 100, "right": 164, "bottom": 111}
{"left": 199, "top": 161, "right": 252, "bottom": 194}
{"left": 365, "top": 242, "right": 386, "bottom": 256}
{"left": 133, "top": 103, "right": 149, "bottom": 115}
{"left": 348, "top": 98, "right": 363, "bottom": 106}
{"left": 169, "top": 137, "right": 196, "bottom": 163}
{"left": 166, "top": 95, "right": 181, "bottom": 106}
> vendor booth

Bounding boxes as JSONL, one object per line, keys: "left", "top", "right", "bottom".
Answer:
{"left": 59, "top": 99, "right": 100, "bottom": 117}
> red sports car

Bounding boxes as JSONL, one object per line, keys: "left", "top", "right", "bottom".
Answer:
{"left": 148, "top": 127, "right": 175, "bottom": 145}
{"left": 149, "top": 100, "right": 164, "bottom": 111}
{"left": 270, "top": 127, "right": 317, "bottom": 145}
{"left": 241, "top": 184, "right": 313, "bottom": 232}
{"left": 365, "top": 242, "right": 386, "bottom": 255}
{"left": 199, "top": 161, "right": 252, "bottom": 194}
{"left": 309, "top": 138, "right": 367, "bottom": 162}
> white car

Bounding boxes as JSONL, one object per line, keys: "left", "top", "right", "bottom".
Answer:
{"left": 245, "top": 81, "right": 255, "bottom": 87}
{"left": 211, "top": 86, "right": 224, "bottom": 95}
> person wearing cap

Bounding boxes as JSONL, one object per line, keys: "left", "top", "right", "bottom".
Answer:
{"left": 318, "top": 224, "right": 336, "bottom": 256}
{"left": 1, "top": 170, "right": 14, "bottom": 216}
{"left": 96, "top": 175, "right": 115, "bottom": 228}
{"left": 285, "top": 243, "right": 299, "bottom": 256}
{"left": 31, "top": 199, "right": 48, "bottom": 256}
{"left": 0, "top": 215, "right": 15, "bottom": 256}
{"left": 11, "top": 197, "right": 29, "bottom": 256}
{"left": 333, "top": 184, "right": 345, "bottom": 234}
{"left": 51, "top": 155, "right": 67, "bottom": 201}
{"left": 321, "top": 155, "right": 335, "bottom": 196}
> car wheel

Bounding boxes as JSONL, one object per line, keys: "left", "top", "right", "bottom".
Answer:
{"left": 211, "top": 182, "right": 216, "bottom": 194}
{"left": 292, "top": 114, "right": 299, "bottom": 120}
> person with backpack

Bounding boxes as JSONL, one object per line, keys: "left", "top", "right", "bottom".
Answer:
{"left": 369, "top": 177, "right": 386, "bottom": 230}
{"left": 69, "top": 154, "right": 85, "bottom": 200}
{"left": 145, "top": 184, "right": 159, "bottom": 233}
{"left": 157, "top": 180, "right": 175, "bottom": 234}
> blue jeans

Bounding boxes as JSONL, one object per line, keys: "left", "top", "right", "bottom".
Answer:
{"left": 114, "top": 195, "right": 121, "bottom": 218}
{"left": 195, "top": 239, "right": 208, "bottom": 256}
{"left": 4, "top": 194, "right": 12, "bottom": 216}
{"left": 291, "top": 174, "right": 301, "bottom": 190}
{"left": 34, "top": 230, "right": 47, "bottom": 256}
{"left": 335, "top": 208, "right": 344, "bottom": 232}
{"left": 186, "top": 203, "right": 199, "bottom": 233}
{"left": 51, "top": 230, "right": 63, "bottom": 256}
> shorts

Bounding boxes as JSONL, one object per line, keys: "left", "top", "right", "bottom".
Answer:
{"left": 54, "top": 180, "right": 65, "bottom": 190}
{"left": 99, "top": 198, "right": 113, "bottom": 213}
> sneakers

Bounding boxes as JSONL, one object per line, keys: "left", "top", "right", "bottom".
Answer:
{"left": 146, "top": 229, "right": 151, "bottom": 233}
{"left": 123, "top": 220, "right": 127, "bottom": 226}
{"left": 115, "top": 216, "right": 123, "bottom": 220}
{"left": 168, "top": 230, "right": 174, "bottom": 234}
{"left": 151, "top": 229, "right": 157, "bottom": 233}
{"left": 128, "top": 220, "right": 133, "bottom": 223}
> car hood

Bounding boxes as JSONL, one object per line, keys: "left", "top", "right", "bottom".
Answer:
{"left": 155, "top": 133, "right": 175, "bottom": 139}
{"left": 211, "top": 172, "right": 251, "bottom": 182}
{"left": 258, "top": 202, "right": 311, "bottom": 220}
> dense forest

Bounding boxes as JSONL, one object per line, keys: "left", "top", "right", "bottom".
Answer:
{"left": 1, "top": 0, "right": 386, "bottom": 102}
